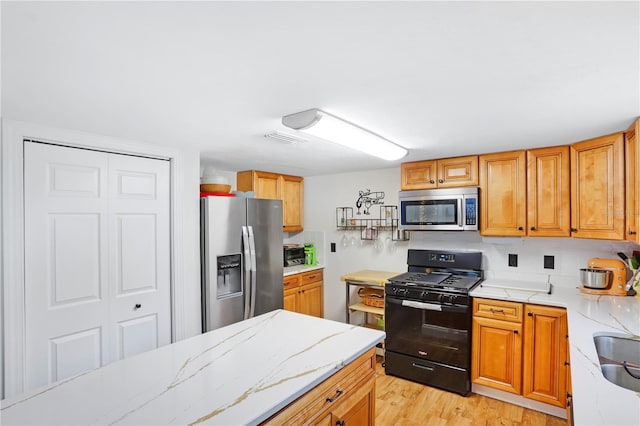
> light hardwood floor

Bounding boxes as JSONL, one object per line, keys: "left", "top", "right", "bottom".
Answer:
{"left": 374, "top": 359, "right": 565, "bottom": 426}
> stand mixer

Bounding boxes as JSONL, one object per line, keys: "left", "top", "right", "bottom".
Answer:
{"left": 580, "top": 258, "right": 628, "bottom": 296}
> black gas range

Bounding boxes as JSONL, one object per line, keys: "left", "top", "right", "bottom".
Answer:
{"left": 384, "top": 249, "right": 483, "bottom": 396}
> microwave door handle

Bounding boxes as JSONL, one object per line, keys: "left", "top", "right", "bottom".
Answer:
{"left": 457, "top": 198, "right": 463, "bottom": 229}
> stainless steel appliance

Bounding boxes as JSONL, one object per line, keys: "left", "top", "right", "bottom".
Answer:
{"left": 201, "top": 195, "right": 284, "bottom": 332}
{"left": 283, "top": 245, "right": 305, "bottom": 267}
{"left": 384, "top": 249, "right": 483, "bottom": 396}
{"left": 399, "top": 187, "right": 479, "bottom": 231}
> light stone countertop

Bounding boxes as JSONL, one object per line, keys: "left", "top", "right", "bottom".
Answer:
{"left": 0, "top": 310, "right": 385, "bottom": 425}
{"left": 283, "top": 264, "right": 323, "bottom": 276}
{"left": 470, "top": 279, "right": 640, "bottom": 426}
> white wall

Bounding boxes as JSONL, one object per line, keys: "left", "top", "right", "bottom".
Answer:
{"left": 304, "top": 167, "right": 640, "bottom": 323}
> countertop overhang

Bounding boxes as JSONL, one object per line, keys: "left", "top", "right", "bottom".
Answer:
{"left": 1, "top": 310, "right": 385, "bottom": 425}
{"left": 471, "top": 279, "right": 640, "bottom": 426}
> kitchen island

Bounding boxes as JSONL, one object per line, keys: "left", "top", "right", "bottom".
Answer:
{"left": 1, "top": 310, "right": 385, "bottom": 425}
{"left": 471, "top": 280, "right": 640, "bottom": 426}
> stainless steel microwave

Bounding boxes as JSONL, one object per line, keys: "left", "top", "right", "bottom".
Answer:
{"left": 399, "top": 187, "right": 479, "bottom": 231}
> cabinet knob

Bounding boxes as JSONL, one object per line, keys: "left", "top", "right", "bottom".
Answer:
{"left": 336, "top": 421, "right": 345, "bottom": 426}
{"left": 530, "top": 226, "right": 536, "bottom": 231}
{"left": 134, "top": 303, "right": 142, "bottom": 310}
{"left": 518, "top": 226, "right": 524, "bottom": 231}
{"left": 429, "top": 179, "right": 435, "bottom": 184}
{"left": 570, "top": 228, "right": 577, "bottom": 232}
{"left": 513, "top": 330, "right": 518, "bottom": 334}
{"left": 438, "top": 179, "right": 444, "bottom": 183}
{"left": 630, "top": 230, "right": 637, "bottom": 235}
{"left": 527, "top": 312, "right": 533, "bottom": 317}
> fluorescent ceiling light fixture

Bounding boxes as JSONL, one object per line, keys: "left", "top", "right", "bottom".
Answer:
{"left": 282, "top": 108, "right": 408, "bottom": 161}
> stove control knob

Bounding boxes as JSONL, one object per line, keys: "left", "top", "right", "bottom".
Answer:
{"left": 437, "top": 294, "right": 446, "bottom": 303}
{"left": 448, "top": 295, "right": 457, "bottom": 304}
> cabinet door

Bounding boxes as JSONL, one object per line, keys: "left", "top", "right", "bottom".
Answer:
{"left": 283, "top": 287, "right": 298, "bottom": 313}
{"left": 437, "top": 155, "right": 479, "bottom": 188}
{"left": 522, "top": 304, "right": 568, "bottom": 408}
{"left": 479, "top": 151, "right": 527, "bottom": 236}
{"left": 626, "top": 121, "right": 639, "bottom": 242}
{"left": 527, "top": 146, "right": 571, "bottom": 237}
{"left": 282, "top": 174, "right": 304, "bottom": 232}
{"left": 471, "top": 316, "right": 522, "bottom": 394}
{"left": 570, "top": 133, "right": 625, "bottom": 240}
{"left": 299, "top": 281, "right": 324, "bottom": 318}
{"left": 400, "top": 160, "right": 437, "bottom": 190}
{"left": 328, "top": 376, "right": 375, "bottom": 426}
{"left": 253, "top": 171, "right": 281, "bottom": 199}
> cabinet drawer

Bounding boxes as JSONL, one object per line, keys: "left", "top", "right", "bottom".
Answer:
{"left": 284, "top": 274, "right": 300, "bottom": 290}
{"left": 473, "top": 298, "right": 523, "bottom": 322}
{"left": 262, "top": 348, "right": 375, "bottom": 425}
{"left": 300, "top": 269, "right": 323, "bottom": 285}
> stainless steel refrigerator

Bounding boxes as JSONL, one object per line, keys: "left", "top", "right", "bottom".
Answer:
{"left": 201, "top": 196, "right": 283, "bottom": 332}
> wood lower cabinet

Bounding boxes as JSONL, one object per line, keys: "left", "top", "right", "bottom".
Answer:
{"left": 283, "top": 269, "right": 324, "bottom": 318}
{"left": 237, "top": 170, "right": 304, "bottom": 232}
{"left": 472, "top": 298, "right": 569, "bottom": 409}
{"left": 522, "top": 304, "right": 568, "bottom": 408}
{"left": 262, "top": 347, "right": 376, "bottom": 426}
{"left": 479, "top": 151, "right": 527, "bottom": 236}
{"left": 570, "top": 133, "right": 625, "bottom": 240}
{"left": 471, "top": 299, "right": 523, "bottom": 394}
{"left": 401, "top": 155, "right": 478, "bottom": 190}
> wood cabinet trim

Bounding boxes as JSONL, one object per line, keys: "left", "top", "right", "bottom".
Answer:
{"left": 262, "top": 347, "right": 375, "bottom": 425}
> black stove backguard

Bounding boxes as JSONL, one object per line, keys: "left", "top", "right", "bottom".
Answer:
{"left": 384, "top": 249, "right": 484, "bottom": 396}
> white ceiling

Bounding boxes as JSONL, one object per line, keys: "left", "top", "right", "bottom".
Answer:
{"left": 2, "top": 1, "right": 639, "bottom": 177}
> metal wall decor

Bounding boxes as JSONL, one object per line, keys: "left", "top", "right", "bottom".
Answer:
{"left": 356, "top": 189, "right": 385, "bottom": 215}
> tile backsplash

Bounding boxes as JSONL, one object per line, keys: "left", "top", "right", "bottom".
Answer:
{"left": 409, "top": 231, "right": 640, "bottom": 288}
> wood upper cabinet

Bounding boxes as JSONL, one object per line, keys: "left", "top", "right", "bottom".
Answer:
{"left": 570, "top": 133, "right": 625, "bottom": 240}
{"left": 479, "top": 151, "right": 527, "bottom": 236}
{"left": 471, "top": 298, "right": 523, "bottom": 394}
{"left": 237, "top": 170, "right": 304, "bottom": 232}
{"left": 625, "top": 119, "right": 640, "bottom": 242}
{"left": 283, "top": 269, "right": 324, "bottom": 318}
{"left": 401, "top": 155, "right": 478, "bottom": 190}
{"left": 522, "top": 304, "right": 568, "bottom": 408}
{"left": 281, "top": 175, "right": 304, "bottom": 232}
{"left": 526, "top": 146, "right": 571, "bottom": 237}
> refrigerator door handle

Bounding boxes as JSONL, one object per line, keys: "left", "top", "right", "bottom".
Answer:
{"left": 247, "top": 225, "right": 257, "bottom": 318}
{"left": 241, "top": 225, "right": 252, "bottom": 320}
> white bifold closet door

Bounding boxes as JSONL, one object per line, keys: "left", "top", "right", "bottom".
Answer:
{"left": 24, "top": 141, "right": 171, "bottom": 390}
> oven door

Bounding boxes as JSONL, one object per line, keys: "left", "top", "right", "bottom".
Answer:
{"left": 385, "top": 294, "right": 472, "bottom": 368}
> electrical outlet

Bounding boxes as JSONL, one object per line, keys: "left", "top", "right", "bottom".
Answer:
{"left": 508, "top": 253, "right": 518, "bottom": 267}
{"left": 544, "top": 255, "right": 554, "bottom": 269}
{"left": 330, "top": 242, "right": 336, "bottom": 253}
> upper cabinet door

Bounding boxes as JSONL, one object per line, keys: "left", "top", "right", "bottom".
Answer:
{"left": 281, "top": 174, "right": 304, "bottom": 233}
{"left": 401, "top": 159, "right": 438, "bottom": 190}
{"left": 527, "top": 146, "right": 571, "bottom": 237}
{"left": 570, "top": 133, "right": 625, "bottom": 240}
{"left": 479, "top": 151, "right": 527, "bottom": 237}
{"left": 437, "top": 155, "right": 479, "bottom": 188}
{"left": 625, "top": 120, "right": 640, "bottom": 242}
{"left": 401, "top": 156, "right": 478, "bottom": 190}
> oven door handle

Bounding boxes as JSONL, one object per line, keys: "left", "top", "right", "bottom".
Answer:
{"left": 401, "top": 300, "right": 442, "bottom": 311}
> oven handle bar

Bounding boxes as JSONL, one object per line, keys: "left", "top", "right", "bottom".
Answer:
{"left": 387, "top": 297, "right": 469, "bottom": 313}
{"left": 401, "top": 300, "right": 441, "bottom": 311}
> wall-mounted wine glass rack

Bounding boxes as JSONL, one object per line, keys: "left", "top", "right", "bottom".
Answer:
{"left": 335, "top": 206, "right": 410, "bottom": 241}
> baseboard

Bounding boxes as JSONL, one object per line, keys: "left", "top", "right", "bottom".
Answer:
{"left": 472, "top": 383, "right": 567, "bottom": 419}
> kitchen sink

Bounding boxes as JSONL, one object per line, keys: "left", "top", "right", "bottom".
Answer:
{"left": 593, "top": 335, "right": 640, "bottom": 392}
